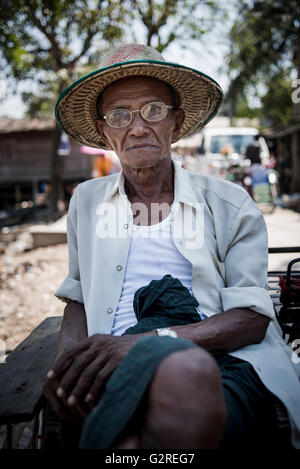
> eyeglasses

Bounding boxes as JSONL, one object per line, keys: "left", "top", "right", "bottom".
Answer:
{"left": 102, "top": 101, "right": 173, "bottom": 128}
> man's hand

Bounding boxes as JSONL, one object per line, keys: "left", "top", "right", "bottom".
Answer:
{"left": 44, "top": 333, "right": 141, "bottom": 416}
{"left": 43, "top": 362, "right": 89, "bottom": 421}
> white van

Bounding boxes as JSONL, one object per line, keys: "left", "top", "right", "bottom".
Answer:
{"left": 200, "top": 127, "right": 268, "bottom": 160}
{"left": 173, "top": 126, "right": 270, "bottom": 178}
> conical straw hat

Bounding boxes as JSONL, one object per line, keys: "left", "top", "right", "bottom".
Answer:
{"left": 55, "top": 43, "right": 223, "bottom": 149}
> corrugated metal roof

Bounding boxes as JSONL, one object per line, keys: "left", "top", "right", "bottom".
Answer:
{"left": 0, "top": 118, "right": 55, "bottom": 134}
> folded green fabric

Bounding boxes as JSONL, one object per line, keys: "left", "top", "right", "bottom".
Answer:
{"left": 125, "top": 274, "right": 201, "bottom": 334}
{"left": 79, "top": 275, "right": 201, "bottom": 449}
{"left": 79, "top": 336, "right": 197, "bottom": 449}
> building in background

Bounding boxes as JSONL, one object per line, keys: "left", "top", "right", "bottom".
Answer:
{"left": 264, "top": 101, "right": 300, "bottom": 201}
{"left": 0, "top": 118, "right": 120, "bottom": 220}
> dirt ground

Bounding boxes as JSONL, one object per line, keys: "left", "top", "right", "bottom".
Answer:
{"left": 0, "top": 242, "right": 68, "bottom": 353}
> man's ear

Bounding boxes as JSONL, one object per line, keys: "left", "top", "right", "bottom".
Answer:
{"left": 171, "top": 109, "right": 185, "bottom": 143}
{"left": 95, "top": 120, "right": 109, "bottom": 146}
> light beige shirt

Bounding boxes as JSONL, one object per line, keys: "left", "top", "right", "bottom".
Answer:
{"left": 55, "top": 160, "right": 300, "bottom": 447}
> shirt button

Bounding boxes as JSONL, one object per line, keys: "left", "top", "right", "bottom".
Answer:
{"left": 116, "top": 265, "right": 122, "bottom": 271}
{"left": 107, "top": 307, "right": 113, "bottom": 314}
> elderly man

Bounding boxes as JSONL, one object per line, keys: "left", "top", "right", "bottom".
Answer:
{"left": 43, "top": 44, "right": 300, "bottom": 449}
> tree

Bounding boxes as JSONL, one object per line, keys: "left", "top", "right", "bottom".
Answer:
{"left": 226, "top": 68, "right": 294, "bottom": 129}
{"left": 225, "top": 0, "right": 300, "bottom": 116}
{"left": 129, "top": 0, "right": 221, "bottom": 53}
{"left": 225, "top": 0, "right": 300, "bottom": 191}
{"left": 0, "top": 0, "right": 126, "bottom": 215}
{"left": 260, "top": 69, "right": 294, "bottom": 128}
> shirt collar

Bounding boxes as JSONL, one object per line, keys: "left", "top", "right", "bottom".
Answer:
{"left": 103, "top": 158, "right": 200, "bottom": 208}
{"left": 172, "top": 159, "right": 199, "bottom": 208}
{"left": 103, "top": 169, "right": 126, "bottom": 202}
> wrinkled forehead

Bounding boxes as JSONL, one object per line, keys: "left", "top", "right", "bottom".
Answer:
{"left": 100, "top": 76, "right": 173, "bottom": 109}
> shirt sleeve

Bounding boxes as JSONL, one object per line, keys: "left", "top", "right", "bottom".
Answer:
{"left": 220, "top": 195, "right": 275, "bottom": 319}
{"left": 54, "top": 187, "right": 84, "bottom": 304}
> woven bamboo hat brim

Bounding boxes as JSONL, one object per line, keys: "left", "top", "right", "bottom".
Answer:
{"left": 55, "top": 44, "right": 223, "bottom": 150}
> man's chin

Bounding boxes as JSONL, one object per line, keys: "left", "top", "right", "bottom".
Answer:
{"left": 130, "top": 161, "right": 157, "bottom": 170}
{"left": 123, "top": 153, "right": 169, "bottom": 170}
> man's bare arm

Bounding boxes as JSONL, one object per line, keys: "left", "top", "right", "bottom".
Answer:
{"left": 56, "top": 300, "right": 88, "bottom": 358}
{"left": 43, "top": 300, "right": 88, "bottom": 420}
{"left": 174, "top": 307, "right": 271, "bottom": 354}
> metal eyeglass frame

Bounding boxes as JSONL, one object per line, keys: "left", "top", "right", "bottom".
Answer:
{"left": 103, "top": 101, "right": 173, "bottom": 128}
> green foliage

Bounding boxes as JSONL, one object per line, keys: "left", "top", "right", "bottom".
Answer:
{"left": 22, "top": 91, "right": 56, "bottom": 118}
{"left": 260, "top": 69, "right": 294, "bottom": 128}
{"left": 225, "top": 0, "right": 300, "bottom": 128}
{"left": 0, "top": 0, "right": 128, "bottom": 116}
{"left": 128, "top": 0, "right": 222, "bottom": 52}
{"left": 0, "top": 0, "right": 222, "bottom": 117}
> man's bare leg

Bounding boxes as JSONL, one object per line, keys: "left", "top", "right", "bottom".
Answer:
{"left": 114, "top": 347, "right": 227, "bottom": 449}
{"left": 140, "top": 347, "right": 227, "bottom": 449}
{"left": 114, "top": 434, "right": 140, "bottom": 449}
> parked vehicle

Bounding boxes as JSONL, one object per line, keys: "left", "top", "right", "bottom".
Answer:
{"left": 196, "top": 127, "right": 270, "bottom": 178}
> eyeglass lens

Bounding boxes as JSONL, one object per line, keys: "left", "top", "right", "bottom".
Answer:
{"left": 106, "top": 102, "right": 169, "bottom": 127}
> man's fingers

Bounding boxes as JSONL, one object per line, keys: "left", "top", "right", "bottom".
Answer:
{"left": 43, "top": 379, "right": 80, "bottom": 421}
{"left": 47, "top": 340, "right": 91, "bottom": 379}
{"left": 83, "top": 363, "right": 113, "bottom": 407}
{"left": 63, "top": 357, "right": 103, "bottom": 405}
{"left": 43, "top": 375, "right": 85, "bottom": 421}
{"left": 50, "top": 399, "right": 79, "bottom": 422}
{"left": 58, "top": 350, "right": 97, "bottom": 398}
{"left": 73, "top": 402, "right": 90, "bottom": 419}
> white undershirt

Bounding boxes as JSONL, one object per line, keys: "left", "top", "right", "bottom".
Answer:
{"left": 111, "top": 209, "right": 204, "bottom": 336}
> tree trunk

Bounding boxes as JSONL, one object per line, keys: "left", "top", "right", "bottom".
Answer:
{"left": 291, "top": 29, "right": 300, "bottom": 193}
{"left": 290, "top": 131, "right": 300, "bottom": 193}
{"left": 50, "top": 124, "right": 65, "bottom": 217}
{"left": 49, "top": 79, "right": 66, "bottom": 217}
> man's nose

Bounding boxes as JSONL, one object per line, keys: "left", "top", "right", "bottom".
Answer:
{"left": 128, "top": 111, "right": 150, "bottom": 137}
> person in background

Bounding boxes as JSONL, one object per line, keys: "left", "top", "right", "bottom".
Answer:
{"left": 245, "top": 134, "right": 261, "bottom": 165}
{"left": 92, "top": 153, "right": 112, "bottom": 178}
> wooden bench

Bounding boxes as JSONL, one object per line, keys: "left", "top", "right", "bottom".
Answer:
{"left": 0, "top": 247, "right": 299, "bottom": 448}
{"left": 0, "top": 317, "right": 62, "bottom": 448}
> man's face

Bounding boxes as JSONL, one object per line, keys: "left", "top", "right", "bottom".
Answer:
{"left": 95, "top": 76, "right": 184, "bottom": 169}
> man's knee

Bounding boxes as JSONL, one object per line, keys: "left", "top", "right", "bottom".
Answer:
{"left": 143, "top": 347, "right": 227, "bottom": 448}
{"left": 154, "top": 346, "right": 222, "bottom": 389}
{"left": 148, "top": 346, "right": 227, "bottom": 419}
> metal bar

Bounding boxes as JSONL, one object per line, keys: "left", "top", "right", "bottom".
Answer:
{"left": 32, "top": 412, "right": 39, "bottom": 449}
{"left": 268, "top": 272, "right": 300, "bottom": 276}
{"left": 268, "top": 247, "right": 300, "bottom": 253}
{"left": 36, "top": 408, "right": 45, "bottom": 450}
{"left": 6, "top": 423, "right": 12, "bottom": 449}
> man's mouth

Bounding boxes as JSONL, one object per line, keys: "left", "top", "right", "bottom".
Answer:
{"left": 125, "top": 144, "right": 157, "bottom": 150}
